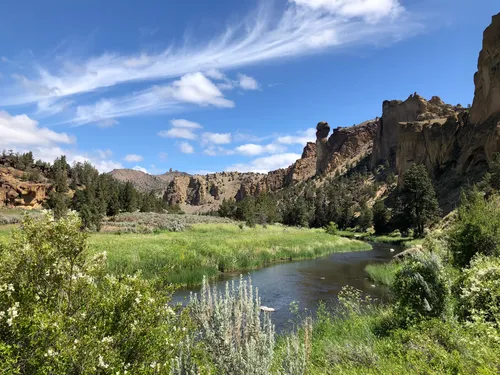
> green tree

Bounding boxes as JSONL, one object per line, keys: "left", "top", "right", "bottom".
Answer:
{"left": 357, "top": 203, "right": 373, "bottom": 231}
{"left": 121, "top": 182, "right": 138, "bottom": 212}
{"left": 373, "top": 200, "right": 390, "bottom": 234}
{"left": 400, "top": 164, "right": 439, "bottom": 237}
{"left": 448, "top": 189, "right": 500, "bottom": 267}
{"left": 52, "top": 156, "right": 69, "bottom": 193}
{"left": 489, "top": 152, "right": 500, "bottom": 190}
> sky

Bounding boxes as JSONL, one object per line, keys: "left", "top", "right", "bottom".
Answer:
{"left": 0, "top": 0, "right": 498, "bottom": 175}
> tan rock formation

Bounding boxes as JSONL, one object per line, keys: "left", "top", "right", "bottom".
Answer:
{"left": 470, "top": 12, "right": 500, "bottom": 125}
{"left": 315, "top": 120, "right": 378, "bottom": 176}
{"left": 0, "top": 167, "right": 51, "bottom": 209}
{"left": 371, "top": 94, "right": 459, "bottom": 168}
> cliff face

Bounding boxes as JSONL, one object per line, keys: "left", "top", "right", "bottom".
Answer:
{"left": 393, "top": 13, "right": 500, "bottom": 190}
{"left": 470, "top": 13, "right": 500, "bottom": 125}
{"left": 0, "top": 167, "right": 51, "bottom": 209}
{"left": 316, "top": 120, "right": 378, "bottom": 176}
{"left": 370, "top": 94, "right": 460, "bottom": 168}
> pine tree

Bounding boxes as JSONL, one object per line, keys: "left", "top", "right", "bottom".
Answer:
{"left": 400, "top": 164, "right": 439, "bottom": 237}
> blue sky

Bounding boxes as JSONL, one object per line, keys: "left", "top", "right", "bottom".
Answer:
{"left": 0, "top": 0, "right": 498, "bottom": 174}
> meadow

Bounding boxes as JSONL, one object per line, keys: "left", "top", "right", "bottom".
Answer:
{"left": 89, "top": 223, "right": 371, "bottom": 285}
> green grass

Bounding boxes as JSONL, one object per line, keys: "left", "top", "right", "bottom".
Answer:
{"left": 293, "top": 305, "right": 500, "bottom": 374}
{"left": 88, "top": 223, "right": 371, "bottom": 286}
{"left": 338, "top": 230, "right": 422, "bottom": 247}
{"left": 364, "top": 262, "right": 402, "bottom": 286}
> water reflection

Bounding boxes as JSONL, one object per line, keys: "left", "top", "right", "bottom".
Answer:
{"left": 173, "top": 242, "right": 402, "bottom": 332}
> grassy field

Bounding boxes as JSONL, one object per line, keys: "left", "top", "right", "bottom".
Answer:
{"left": 365, "top": 261, "right": 402, "bottom": 286}
{"left": 88, "top": 223, "right": 371, "bottom": 285}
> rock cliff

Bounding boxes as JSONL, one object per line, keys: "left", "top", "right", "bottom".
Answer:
{"left": 0, "top": 167, "right": 51, "bottom": 209}
{"left": 470, "top": 13, "right": 500, "bottom": 125}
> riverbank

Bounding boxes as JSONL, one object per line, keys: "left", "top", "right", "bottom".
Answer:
{"left": 89, "top": 223, "right": 371, "bottom": 285}
{"left": 338, "top": 230, "right": 424, "bottom": 247}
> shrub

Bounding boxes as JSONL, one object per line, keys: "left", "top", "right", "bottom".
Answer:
{"left": 189, "top": 276, "right": 275, "bottom": 374}
{"left": 325, "top": 222, "right": 339, "bottom": 236}
{"left": 448, "top": 191, "right": 500, "bottom": 267}
{"left": 0, "top": 211, "right": 190, "bottom": 374}
{"left": 459, "top": 255, "right": 500, "bottom": 340}
{"left": 392, "top": 253, "right": 449, "bottom": 324}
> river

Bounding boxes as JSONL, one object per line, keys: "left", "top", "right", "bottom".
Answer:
{"left": 172, "top": 242, "right": 402, "bottom": 332}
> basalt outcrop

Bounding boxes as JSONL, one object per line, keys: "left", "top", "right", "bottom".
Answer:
{"left": 0, "top": 167, "right": 51, "bottom": 209}
{"left": 316, "top": 120, "right": 378, "bottom": 176}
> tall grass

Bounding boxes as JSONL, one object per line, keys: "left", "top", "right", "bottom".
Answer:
{"left": 88, "top": 223, "right": 371, "bottom": 285}
{"left": 365, "top": 262, "right": 402, "bottom": 286}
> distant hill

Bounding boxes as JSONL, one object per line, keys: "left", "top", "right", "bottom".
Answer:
{"left": 109, "top": 169, "right": 190, "bottom": 194}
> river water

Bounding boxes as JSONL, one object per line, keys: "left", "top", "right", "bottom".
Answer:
{"left": 172, "top": 242, "right": 402, "bottom": 332}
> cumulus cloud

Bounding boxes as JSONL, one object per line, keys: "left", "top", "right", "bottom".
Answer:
{"left": 238, "top": 74, "right": 259, "bottom": 90}
{"left": 235, "top": 143, "right": 286, "bottom": 156}
{"left": 226, "top": 153, "right": 301, "bottom": 173}
{"left": 0, "top": 110, "right": 74, "bottom": 149}
{"left": 124, "top": 154, "right": 144, "bottom": 162}
{"left": 277, "top": 128, "right": 316, "bottom": 145}
{"left": 202, "top": 132, "right": 232, "bottom": 145}
{"left": 179, "top": 141, "right": 194, "bottom": 154}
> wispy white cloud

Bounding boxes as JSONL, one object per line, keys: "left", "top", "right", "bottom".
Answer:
{"left": 226, "top": 153, "right": 301, "bottom": 173}
{"left": 171, "top": 118, "right": 203, "bottom": 129}
{"left": 96, "top": 149, "right": 113, "bottom": 159}
{"left": 179, "top": 141, "right": 194, "bottom": 154}
{"left": 203, "top": 146, "right": 235, "bottom": 156}
{"left": 159, "top": 152, "right": 168, "bottom": 160}
{"left": 276, "top": 128, "right": 316, "bottom": 145}
{"left": 124, "top": 154, "right": 144, "bottom": 162}
{"left": 1, "top": 0, "right": 419, "bottom": 111}
{"left": 158, "top": 127, "right": 197, "bottom": 140}
{"left": 71, "top": 72, "right": 232, "bottom": 125}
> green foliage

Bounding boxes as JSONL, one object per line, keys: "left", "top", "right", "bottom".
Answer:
{"left": 325, "top": 221, "right": 339, "bottom": 235}
{"left": 489, "top": 152, "right": 500, "bottom": 191}
{"left": 399, "top": 164, "right": 439, "bottom": 237}
{"left": 372, "top": 200, "right": 390, "bottom": 235}
{"left": 459, "top": 255, "right": 500, "bottom": 340}
{"left": 357, "top": 203, "right": 373, "bottom": 231}
{"left": 448, "top": 190, "right": 500, "bottom": 267}
{"left": 46, "top": 191, "right": 69, "bottom": 220}
{"left": 89, "top": 222, "right": 370, "bottom": 285}
{"left": 0, "top": 212, "right": 190, "bottom": 374}
{"left": 392, "top": 253, "right": 449, "bottom": 324}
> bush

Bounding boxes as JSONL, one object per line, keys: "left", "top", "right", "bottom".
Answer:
{"left": 0, "top": 211, "right": 191, "bottom": 374}
{"left": 448, "top": 191, "right": 500, "bottom": 267}
{"left": 325, "top": 222, "right": 339, "bottom": 236}
{"left": 189, "top": 276, "right": 275, "bottom": 374}
{"left": 459, "top": 255, "right": 500, "bottom": 340}
{"left": 392, "top": 253, "right": 449, "bottom": 324}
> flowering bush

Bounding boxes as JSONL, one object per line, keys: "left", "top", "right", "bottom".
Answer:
{"left": 0, "top": 211, "right": 190, "bottom": 374}
{"left": 460, "top": 255, "right": 500, "bottom": 342}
